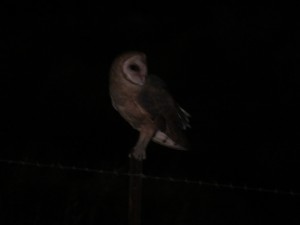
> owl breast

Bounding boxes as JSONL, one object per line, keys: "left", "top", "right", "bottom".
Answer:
{"left": 110, "top": 90, "right": 152, "bottom": 130}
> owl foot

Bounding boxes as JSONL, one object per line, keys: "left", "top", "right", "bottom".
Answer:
{"left": 129, "top": 147, "right": 146, "bottom": 161}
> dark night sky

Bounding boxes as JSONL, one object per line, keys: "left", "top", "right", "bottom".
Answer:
{"left": 1, "top": 1, "right": 300, "bottom": 224}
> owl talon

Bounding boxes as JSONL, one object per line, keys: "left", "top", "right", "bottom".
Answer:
{"left": 129, "top": 148, "right": 146, "bottom": 161}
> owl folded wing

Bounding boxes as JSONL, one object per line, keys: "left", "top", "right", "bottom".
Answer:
{"left": 137, "top": 75, "right": 191, "bottom": 150}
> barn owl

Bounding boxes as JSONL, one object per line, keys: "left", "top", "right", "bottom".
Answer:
{"left": 109, "top": 51, "right": 190, "bottom": 160}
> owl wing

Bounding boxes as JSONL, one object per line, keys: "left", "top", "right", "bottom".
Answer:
{"left": 138, "top": 75, "right": 190, "bottom": 150}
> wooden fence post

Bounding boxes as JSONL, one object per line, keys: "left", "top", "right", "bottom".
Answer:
{"left": 128, "top": 157, "right": 143, "bottom": 225}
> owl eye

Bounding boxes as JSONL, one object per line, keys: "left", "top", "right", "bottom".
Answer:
{"left": 129, "top": 64, "right": 140, "bottom": 72}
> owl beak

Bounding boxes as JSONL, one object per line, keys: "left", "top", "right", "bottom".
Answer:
{"left": 134, "top": 74, "right": 146, "bottom": 85}
{"left": 139, "top": 76, "right": 146, "bottom": 85}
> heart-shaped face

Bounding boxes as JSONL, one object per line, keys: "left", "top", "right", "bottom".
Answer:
{"left": 122, "top": 53, "right": 147, "bottom": 85}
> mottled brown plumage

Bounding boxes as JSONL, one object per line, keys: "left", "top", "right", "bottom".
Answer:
{"left": 109, "top": 51, "right": 190, "bottom": 160}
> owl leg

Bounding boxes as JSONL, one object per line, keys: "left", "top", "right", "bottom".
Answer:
{"left": 130, "top": 127, "right": 155, "bottom": 161}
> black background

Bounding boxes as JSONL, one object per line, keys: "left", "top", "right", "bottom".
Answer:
{"left": 1, "top": 1, "right": 299, "bottom": 224}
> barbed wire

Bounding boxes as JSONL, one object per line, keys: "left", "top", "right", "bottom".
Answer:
{"left": 0, "top": 158, "right": 299, "bottom": 197}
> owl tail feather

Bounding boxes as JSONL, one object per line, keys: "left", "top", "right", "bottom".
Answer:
{"left": 152, "top": 130, "right": 187, "bottom": 150}
{"left": 177, "top": 106, "right": 191, "bottom": 130}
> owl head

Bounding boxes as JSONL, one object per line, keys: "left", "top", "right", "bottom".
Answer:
{"left": 110, "top": 51, "right": 148, "bottom": 86}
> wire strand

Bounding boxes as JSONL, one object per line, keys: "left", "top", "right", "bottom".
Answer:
{"left": 0, "top": 158, "right": 299, "bottom": 197}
